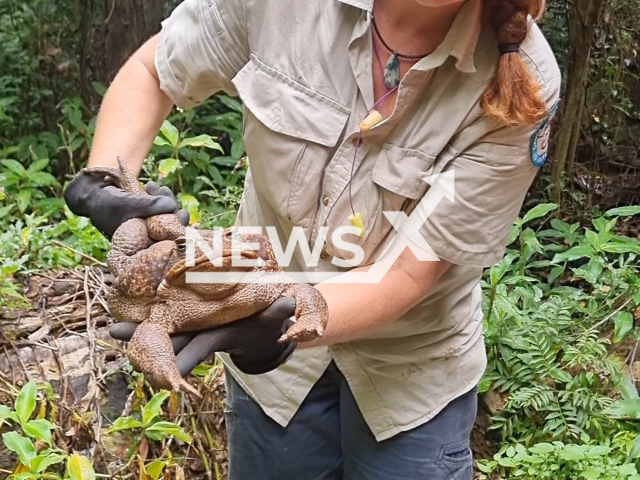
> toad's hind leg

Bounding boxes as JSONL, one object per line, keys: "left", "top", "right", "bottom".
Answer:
{"left": 128, "top": 314, "right": 200, "bottom": 397}
{"left": 278, "top": 284, "right": 328, "bottom": 343}
{"left": 82, "top": 156, "right": 143, "bottom": 194}
{"left": 107, "top": 218, "right": 150, "bottom": 276}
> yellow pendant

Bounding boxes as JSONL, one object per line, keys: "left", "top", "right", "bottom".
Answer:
{"left": 359, "top": 110, "right": 383, "bottom": 133}
{"left": 349, "top": 212, "right": 365, "bottom": 237}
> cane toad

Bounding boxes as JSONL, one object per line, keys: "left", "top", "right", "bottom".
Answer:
{"left": 83, "top": 158, "right": 328, "bottom": 395}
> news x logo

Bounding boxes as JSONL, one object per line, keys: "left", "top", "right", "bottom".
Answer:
{"left": 184, "top": 172, "right": 454, "bottom": 284}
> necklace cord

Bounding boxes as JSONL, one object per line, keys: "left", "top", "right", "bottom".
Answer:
{"left": 348, "top": 80, "right": 398, "bottom": 216}
{"left": 371, "top": 17, "right": 431, "bottom": 59}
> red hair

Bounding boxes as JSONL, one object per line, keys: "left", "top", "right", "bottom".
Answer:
{"left": 482, "top": 0, "right": 548, "bottom": 125}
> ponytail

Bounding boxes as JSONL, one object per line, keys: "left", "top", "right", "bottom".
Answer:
{"left": 481, "top": 0, "right": 548, "bottom": 125}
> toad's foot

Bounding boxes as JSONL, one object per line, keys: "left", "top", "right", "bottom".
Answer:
{"left": 128, "top": 321, "right": 201, "bottom": 398}
{"left": 278, "top": 284, "right": 328, "bottom": 343}
{"left": 279, "top": 316, "right": 325, "bottom": 343}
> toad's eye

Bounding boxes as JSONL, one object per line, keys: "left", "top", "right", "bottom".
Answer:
{"left": 175, "top": 240, "right": 187, "bottom": 255}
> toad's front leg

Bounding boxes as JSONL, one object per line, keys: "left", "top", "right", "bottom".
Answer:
{"left": 278, "top": 284, "right": 328, "bottom": 344}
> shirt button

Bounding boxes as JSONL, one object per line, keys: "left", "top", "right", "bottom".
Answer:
{"left": 352, "top": 137, "right": 359, "bottom": 147}
{"left": 322, "top": 195, "right": 330, "bottom": 206}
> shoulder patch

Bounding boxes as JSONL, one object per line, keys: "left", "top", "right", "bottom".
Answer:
{"left": 531, "top": 100, "right": 560, "bottom": 168}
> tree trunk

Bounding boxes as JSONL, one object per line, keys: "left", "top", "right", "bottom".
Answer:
{"left": 552, "top": 0, "right": 604, "bottom": 203}
{"left": 97, "top": 0, "right": 164, "bottom": 83}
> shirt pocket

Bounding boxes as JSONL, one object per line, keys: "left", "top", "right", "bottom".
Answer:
{"left": 325, "top": 144, "right": 436, "bottom": 262}
{"left": 233, "top": 55, "right": 350, "bottom": 228}
{"left": 471, "top": 142, "right": 526, "bottom": 167}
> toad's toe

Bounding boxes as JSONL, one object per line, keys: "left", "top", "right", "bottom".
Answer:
{"left": 279, "top": 321, "right": 324, "bottom": 344}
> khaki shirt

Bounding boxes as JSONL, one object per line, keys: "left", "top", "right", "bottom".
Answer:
{"left": 156, "top": 0, "right": 561, "bottom": 441}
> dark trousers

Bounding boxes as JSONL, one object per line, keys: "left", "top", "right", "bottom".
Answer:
{"left": 225, "top": 362, "right": 477, "bottom": 480}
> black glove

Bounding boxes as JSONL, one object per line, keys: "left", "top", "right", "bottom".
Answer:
{"left": 109, "top": 297, "right": 298, "bottom": 376}
{"left": 64, "top": 170, "right": 188, "bottom": 239}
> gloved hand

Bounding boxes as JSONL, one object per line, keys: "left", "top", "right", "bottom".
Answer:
{"left": 64, "top": 169, "right": 189, "bottom": 239}
{"left": 109, "top": 297, "right": 298, "bottom": 376}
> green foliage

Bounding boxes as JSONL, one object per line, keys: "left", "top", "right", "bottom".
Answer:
{"left": 481, "top": 204, "right": 640, "bottom": 475}
{"left": 478, "top": 440, "right": 640, "bottom": 480}
{"left": 0, "top": 381, "right": 94, "bottom": 479}
{"left": 0, "top": 0, "right": 80, "bottom": 139}
{"left": 0, "top": 91, "right": 245, "bottom": 308}
{"left": 106, "top": 391, "right": 192, "bottom": 448}
{"left": 143, "top": 95, "right": 247, "bottom": 228}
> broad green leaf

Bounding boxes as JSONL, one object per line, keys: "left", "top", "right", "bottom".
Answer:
{"left": 522, "top": 203, "right": 558, "bottom": 224}
{"left": 601, "top": 242, "right": 640, "bottom": 255}
{"left": 537, "top": 229, "right": 565, "bottom": 239}
{"left": 0, "top": 404, "right": 20, "bottom": 423}
{"left": 476, "top": 462, "right": 494, "bottom": 473}
{"left": 559, "top": 444, "right": 585, "bottom": 461}
{"left": 144, "top": 460, "right": 167, "bottom": 480}
{"left": 582, "top": 467, "right": 600, "bottom": 480}
{"left": 179, "top": 194, "right": 201, "bottom": 225}
{"left": 145, "top": 421, "right": 192, "bottom": 443}
{"left": 31, "top": 450, "right": 66, "bottom": 473}
{"left": 613, "top": 311, "right": 634, "bottom": 344}
{"left": 603, "top": 399, "right": 640, "bottom": 419}
{"left": 92, "top": 82, "right": 107, "bottom": 96}
{"left": 153, "top": 136, "right": 173, "bottom": 147}
{"left": 17, "top": 190, "right": 32, "bottom": 213}
{"left": 157, "top": 158, "right": 180, "bottom": 177}
{"left": 506, "top": 223, "right": 521, "bottom": 246}
{"left": 549, "top": 367, "right": 572, "bottom": 383}
{"left": 70, "top": 138, "right": 85, "bottom": 152}
{"left": 548, "top": 266, "right": 564, "bottom": 285}
{"left": 26, "top": 158, "right": 50, "bottom": 174}
{"left": 548, "top": 286, "right": 585, "bottom": 298}
{"left": 159, "top": 120, "right": 180, "bottom": 147}
{"left": 552, "top": 246, "right": 595, "bottom": 263}
{"left": 15, "top": 381, "right": 37, "bottom": 424}
{"left": 218, "top": 94, "right": 243, "bottom": 113}
{"left": 619, "top": 464, "right": 638, "bottom": 476}
{"left": 142, "top": 391, "right": 170, "bottom": 426}
{"left": 617, "top": 374, "right": 639, "bottom": 401}
{"left": 629, "top": 434, "right": 640, "bottom": 460}
{"left": 489, "top": 252, "right": 519, "bottom": 286}
{"left": 605, "top": 206, "right": 640, "bottom": 217}
{"left": 550, "top": 218, "right": 570, "bottom": 234}
{"left": 191, "top": 363, "right": 214, "bottom": 377}
{"left": 592, "top": 216, "right": 611, "bottom": 233}
{"left": 106, "top": 416, "right": 143, "bottom": 433}
{"left": 2, "top": 432, "right": 37, "bottom": 465}
{"left": 528, "top": 443, "right": 555, "bottom": 455}
{"left": 522, "top": 228, "right": 544, "bottom": 255}
{"left": 23, "top": 419, "right": 53, "bottom": 444}
{"left": 179, "top": 135, "right": 224, "bottom": 153}
{"left": 477, "top": 378, "right": 491, "bottom": 394}
{"left": 231, "top": 138, "right": 245, "bottom": 159}
{"left": 207, "top": 165, "right": 224, "bottom": 185}
{"left": 496, "top": 457, "right": 515, "bottom": 467}
{"left": 588, "top": 445, "right": 609, "bottom": 456}
{"left": 584, "top": 230, "right": 601, "bottom": 250}
{"left": 30, "top": 172, "right": 59, "bottom": 188}
{"left": 1, "top": 159, "right": 27, "bottom": 177}
{"left": 66, "top": 453, "right": 95, "bottom": 480}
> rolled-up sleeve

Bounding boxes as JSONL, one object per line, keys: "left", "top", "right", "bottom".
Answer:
{"left": 156, "top": 0, "right": 249, "bottom": 110}
{"left": 420, "top": 75, "right": 561, "bottom": 268}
